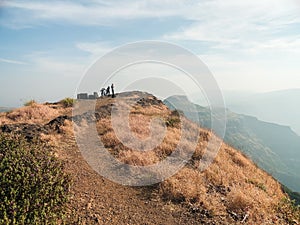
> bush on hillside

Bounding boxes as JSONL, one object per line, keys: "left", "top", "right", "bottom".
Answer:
{"left": 0, "top": 133, "right": 71, "bottom": 224}
{"left": 60, "top": 98, "right": 75, "bottom": 108}
{"left": 165, "top": 110, "right": 181, "bottom": 128}
{"left": 23, "top": 100, "right": 37, "bottom": 107}
{"left": 277, "top": 198, "right": 300, "bottom": 224}
{"left": 282, "top": 185, "right": 300, "bottom": 205}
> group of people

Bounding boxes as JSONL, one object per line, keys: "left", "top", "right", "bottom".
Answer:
{"left": 100, "top": 83, "right": 115, "bottom": 98}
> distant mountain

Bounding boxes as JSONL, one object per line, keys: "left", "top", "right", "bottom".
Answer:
{"left": 227, "top": 89, "right": 300, "bottom": 135}
{"left": 0, "top": 107, "right": 14, "bottom": 112}
{"left": 164, "top": 95, "right": 300, "bottom": 193}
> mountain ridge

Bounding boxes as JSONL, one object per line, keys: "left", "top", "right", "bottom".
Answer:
{"left": 226, "top": 89, "right": 300, "bottom": 135}
{"left": 0, "top": 106, "right": 14, "bottom": 112}
{"left": 164, "top": 95, "right": 300, "bottom": 194}
{"left": 0, "top": 91, "right": 299, "bottom": 224}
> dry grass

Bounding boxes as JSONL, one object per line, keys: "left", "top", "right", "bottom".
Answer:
{"left": 60, "top": 119, "right": 74, "bottom": 135}
{"left": 118, "top": 150, "right": 159, "bottom": 166}
{"left": 1, "top": 93, "right": 294, "bottom": 224}
{"left": 160, "top": 167, "right": 206, "bottom": 203}
{"left": 101, "top": 131, "right": 121, "bottom": 149}
{"left": 92, "top": 96, "right": 287, "bottom": 222}
{"left": 0, "top": 103, "right": 68, "bottom": 125}
{"left": 159, "top": 143, "right": 286, "bottom": 223}
{"left": 109, "top": 97, "right": 289, "bottom": 223}
{"left": 40, "top": 133, "right": 61, "bottom": 147}
{"left": 227, "top": 190, "right": 253, "bottom": 213}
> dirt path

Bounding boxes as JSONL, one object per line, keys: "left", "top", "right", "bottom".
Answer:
{"left": 59, "top": 136, "right": 213, "bottom": 225}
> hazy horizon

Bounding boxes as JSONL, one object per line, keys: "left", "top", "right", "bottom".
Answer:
{"left": 1, "top": 87, "right": 299, "bottom": 108}
{"left": 1, "top": 0, "right": 300, "bottom": 107}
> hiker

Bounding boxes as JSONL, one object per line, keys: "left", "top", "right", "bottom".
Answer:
{"left": 106, "top": 86, "right": 110, "bottom": 96}
{"left": 111, "top": 83, "right": 115, "bottom": 98}
{"left": 100, "top": 88, "right": 106, "bottom": 96}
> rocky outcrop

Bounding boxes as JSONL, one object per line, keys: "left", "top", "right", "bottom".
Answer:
{"left": 0, "top": 116, "right": 72, "bottom": 141}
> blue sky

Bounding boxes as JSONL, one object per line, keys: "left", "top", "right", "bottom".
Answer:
{"left": 1, "top": 0, "right": 300, "bottom": 106}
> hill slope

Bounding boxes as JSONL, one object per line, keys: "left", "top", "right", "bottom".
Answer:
{"left": 164, "top": 95, "right": 300, "bottom": 194}
{"left": 0, "top": 92, "right": 298, "bottom": 224}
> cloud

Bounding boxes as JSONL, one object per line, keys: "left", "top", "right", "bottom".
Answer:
{"left": 163, "top": 0, "right": 300, "bottom": 54}
{"left": 1, "top": 0, "right": 195, "bottom": 27}
{"left": 3, "top": 0, "right": 300, "bottom": 56}
{"left": 0, "top": 57, "right": 28, "bottom": 65}
{"left": 2, "top": 0, "right": 300, "bottom": 94}
{"left": 19, "top": 50, "right": 87, "bottom": 77}
{"left": 198, "top": 51, "right": 300, "bottom": 92}
{"left": 0, "top": 53, "right": 87, "bottom": 106}
{"left": 249, "top": 36, "right": 300, "bottom": 54}
{"left": 76, "top": 42, "right": 113, "bottom": 57}
{"left": 32, "top": 57, "right": 86, "bottom": 78}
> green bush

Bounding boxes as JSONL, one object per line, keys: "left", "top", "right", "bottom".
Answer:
{"left": 24, "top": 100, "right": 37, "bottom": 107}
{"left": 166, "top": 117, "right": 180, "bottom": 128}
{"left": 277, "top": 197, "right": 300, "bottom": 224}
{"left": 0, "top": 134, "right": 71, "bottom": 224}
{"left": 166, "top": 111, "right": 181, "bottom": 128}
{"left": 282, "top": 185, "right": 300, "bottom": 205}
{"left": 60, "top": 98, "right": 75, "bottom": 108}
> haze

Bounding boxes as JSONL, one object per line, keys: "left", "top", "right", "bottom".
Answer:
{"left": 1, "top": 0, "right": 300, "bottom": 109}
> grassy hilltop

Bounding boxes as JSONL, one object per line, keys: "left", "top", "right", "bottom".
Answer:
{"left": 0, "top": 92, "right": 299, "bottom": 224}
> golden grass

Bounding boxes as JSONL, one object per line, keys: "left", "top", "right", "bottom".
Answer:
{"left": 98, "top": 96, "right": 288, "bottom": 223}
{"left": 160, "top": 167, "right": 206, "bottom": 202}
{"left": 1, "top": 94, "right": 292, "bottom": 223}
{"left": 60, "top": 119, "right": 75, "bottom": 135}
{"left": 118, "top": 150, "right": 159, "bottom": 166}
{"left": 0, "top": 103, "right": 68, "bottom": 125}
{"left": 159, "top": 143, "right": 286, "bottom": 223}
{"left": 40, "top": 133, "right": 61, "bottom": 147}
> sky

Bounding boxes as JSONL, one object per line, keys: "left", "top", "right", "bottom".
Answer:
{"left": 1, "top": 0, "right": 300, "bottom": 106}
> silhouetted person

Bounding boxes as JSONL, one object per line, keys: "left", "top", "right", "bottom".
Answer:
{"left": 100, "top": 88, "right": 106, "bottom": 96}
{"left": 111, "top": 83, "right": 115, "bottom": 98}
{"left": 106, "top": 86, "right": 110, "bottom": 96}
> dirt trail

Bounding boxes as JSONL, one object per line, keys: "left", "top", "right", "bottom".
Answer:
{"left": 60, "top": 137, "right": 208, "bottom": 225}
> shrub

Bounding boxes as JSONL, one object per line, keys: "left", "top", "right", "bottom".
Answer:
{"left": 23, "top": 100, "right": 37, "bottom": 107}
{"left": 60, "top": 98, "right": 75, "bottom": 108}
{"left": 282, "top": 185, "right": 300, "bottom": 205}
{"left": 0, "top": 133, "right": 71, "bottom": 224}
{"left": 165, "top": 112, "right": 181, "bottom": 128}
{"left": 246, "top": 179, "right": 267, "bottom": 192}
{"left": 277, "top": 198, "right": 300, "bottom": 224}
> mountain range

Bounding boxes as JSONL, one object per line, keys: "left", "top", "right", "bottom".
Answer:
{"left": 164, "top": 95, "right": 300, "bottom": 194}
{"left": 0, "top": 107, "right": 14, "bottom": 112}
{"left": 226, "top": 89, "right": 300, "bottom": 136}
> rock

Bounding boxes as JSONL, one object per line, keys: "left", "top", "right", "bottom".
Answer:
{"left": 0, "top": 123, "right": 47, "bottom": 141}
{"left": 0, "top": 115, "right": 73, "bottom": 140}
{"left": 136, "top": 97, "right": 163, "bottom": 107}
{"left": 45, "top": 115, "right": 71, "bottom": 133}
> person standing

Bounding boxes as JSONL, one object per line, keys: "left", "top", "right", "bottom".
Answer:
{"left": 111, "top": 83, "right": 115, "bottom": 98}
{"left": 106, "top": 86, "right": 110, "bottom": 96}
{"left": 100, "top": 88, "right": 106, "bottom": 96}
